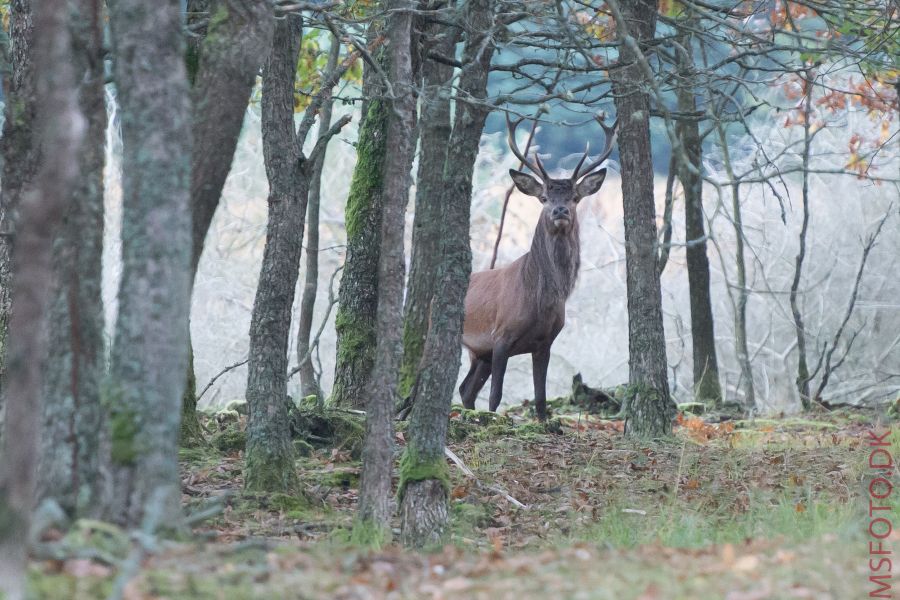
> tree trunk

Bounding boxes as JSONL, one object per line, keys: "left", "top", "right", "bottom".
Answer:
{"left": 610, "top": 0, "right": 675, "bottom": 438}
{"left": 716, "top": 123, "right": 755, "bottom": 410}
{"left": 331, "top": 36, "right": 389, "bottom": 410}
{"left": 181, "top": 0, "right": 274, "bottom": 446}
{"left": 397, "top": 4, "right": 458, "bottom": 402}
{"left": 400, "top": 0, "right": 494, "bottom": 549}
{"left": 0, "top": 0, "right": 38, "bottom": 417}
{"left": 353, "top": 0, "right": 417, "bottom": 545}
{"left": 297, "top": 37, "right": 340, "bottom": 401}
{"left": 244, "top": 14, "right": 304, "bottom": 493}
{"left": 0, "top": 0, "right": 84, "bottom": 593}
{"left": 790, "top": 73, "right": 814, "bottom": 410}
{"left": 675, "top": 29, "right": 721, "bottom": 408}
{"left": 38, "top": 0, "right": 109, "bottom": 519}
{"left": 106, "top": 0, "right": 193, "bottom": 527}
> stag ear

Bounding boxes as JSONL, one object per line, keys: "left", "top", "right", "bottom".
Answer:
{"left": 575, "top": 168, "right": 607, "bottom": 200}
{"left": 509, "top": 169, "right": 543, "bottom": 198}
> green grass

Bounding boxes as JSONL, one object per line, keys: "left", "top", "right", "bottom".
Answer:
{"left": 579, "top": 491, "right": 859, "bottom": 550}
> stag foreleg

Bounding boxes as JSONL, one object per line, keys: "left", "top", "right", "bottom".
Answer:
{"left": 488, "top": 345, "right": 510, "bottom": 412}
{"left": 460, "top": 358, "right": 490, "bottom": 409}
{"left": 532, "top": 347, "right": 551, "bottom": 421}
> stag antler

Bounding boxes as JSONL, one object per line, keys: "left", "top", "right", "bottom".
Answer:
{"left": 571, "top": 114, "right": 618, "bottom": 182}
{"left": 506, "top": 112, "right": 549, "bottom": 181}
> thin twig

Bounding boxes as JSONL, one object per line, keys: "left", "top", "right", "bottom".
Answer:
{"left": 197, "top": 359, "right": 249, "bottom": 402}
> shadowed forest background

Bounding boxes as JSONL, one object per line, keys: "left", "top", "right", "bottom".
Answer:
{"left": 0, "top": 0, "right": 897, "bottom": 598}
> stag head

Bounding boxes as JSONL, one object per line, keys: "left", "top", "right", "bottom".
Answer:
{"left": 507, "top": 114, "right": 617, "bottom": 233}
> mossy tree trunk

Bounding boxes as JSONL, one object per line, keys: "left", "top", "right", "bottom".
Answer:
{"left": 610, "top": 0, "right": 676, "bottom": 439}
{"left": 245, "top": 14, "right": 305, "bottom": 493}
{"left": 353, "top": 0, "right": 417, "bottom": 545}
{"left": 674, "top": 24, "right": 721, "bottom": 409}
{"left": 296, "top": 37, "right": 340, "bottom": 401}
{"left": 0, "top": 0, "right": 39, "bottom": 419}
{"left": 246, "top": 14, "right": 352, "bottom": 493}
{"left": 38, "top": 0, "right": 109, "bottom": 519}
{"left": 106, "top": 0, "right": 193, "bottom": 527}
{"left": 181, "top": 0, "right": 275, "bottom": 446}
{"left": 331, "top": 37, "right": 389, "bottom": 411}
{"left": 397, "top": 4, "right": 459, "bottom": 402}
{"left": 0, "top": 0, "right": 84, "bottom": 592}
{"left": 399, "top": 0, "right": 494, "bottom": 549}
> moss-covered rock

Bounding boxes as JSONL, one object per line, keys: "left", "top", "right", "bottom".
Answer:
{"left": 288, "top": 405, "right": 365, "bottom": 458}
{"left": 211, "top": 428, "right": 246, "bottom": 453}
{"left": 678, "top": 402, "right": 706, "bottom": 416}
{"left": 214, "top": 409, "right": 240, "bottom": 429}
{"left": 223, "top": 399, "right": 249, "bottom": 416}
{"left": 313, "top": 468, "right": 360, "bottom": 489}
{"left": 293, "top": 439, "right": 314, "bottom": 457}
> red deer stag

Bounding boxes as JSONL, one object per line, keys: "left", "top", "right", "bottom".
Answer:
{"left": 460, "top": 114, "right": 617, "bottom": 421}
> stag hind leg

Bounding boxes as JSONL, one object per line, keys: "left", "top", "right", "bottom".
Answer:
{"left": 460, "top": 358, "right": 491, "bottom": 409}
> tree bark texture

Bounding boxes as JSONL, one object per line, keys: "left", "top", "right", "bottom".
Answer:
{"left": 400, "top": 0, "right": 494, "bottom": 549}
{"left": 297, "top": 37, "right": 340, "bottom": 401}
{"left": 106, "top": 0, "right": 193, "bottom": 527}
{"left": 398, "top": 2, "right": 459, "bottom": 402}
{"left": 675, "top": 29, "right": 721, "bottom": 407}
{"left": 0, "top": 0, "right": 38, "bottom": 414}
{"left": 181, "top": 0, "right": 275, "bottom": 447}
{"left": 38, "top": 0, "right": 109, "bottom": 519}
{"left": 331, "top": 35, "right": 389, "bottom": 410}
{"left": 610, "top": 0, "right": 675, "bottom": 438}
{"left": 354, "top": 0, "right": 417, "bottom": 543}
{"left": 0, "top": 0, "right": 84, "bottom": 593}
{"left": 245, "top": 14, "right": 304, "bottom": 493}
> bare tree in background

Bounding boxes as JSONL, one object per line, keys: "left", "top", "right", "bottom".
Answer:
{"left": 0, "top": 0, "right": 84, "bottom": 593}
{"left": 245, "top": 14, "right": 352, "bottom": 492}
{"left": 331, "top": 22, "right": 389, "bottom": 411}
{"left": 608, "top": 0, "right": 675, "bottom": 437}
{"left": 398, "top": 0, "right": 460, "bottom": 403}
{"left": 181, "top": 0, "right": 275, "bottom": 446}
{"left": 105, "top": 0, "right": 193, "bottom": 526}
{"left": 38, "top": 0, "right": 109, "bottom": 518}
{"left": 673, "top": 17, "right": 721, "bottom": 408}
{"left": 399, "top": 0, "right": 495, "bottom": 548}
{"left": 297, "top": 36, "right": 341, "bottom": 401}
{"left": 354, "top": 0, "right": 417, "bottom": 545}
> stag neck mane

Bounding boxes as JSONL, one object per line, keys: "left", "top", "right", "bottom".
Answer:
{"left": 521, "top": 211, "right": 581, "bottom": 308}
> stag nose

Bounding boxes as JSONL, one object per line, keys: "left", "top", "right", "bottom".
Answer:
{"left": 551, "top": 206, "right": 571, "bottom": 221}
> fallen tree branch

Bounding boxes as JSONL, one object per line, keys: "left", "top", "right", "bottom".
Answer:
{"left": 444, "top": 447, "right": 527, "bottom": 510}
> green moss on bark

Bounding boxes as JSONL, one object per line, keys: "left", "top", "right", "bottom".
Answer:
{"left": 398, "top": 321, "right": 424, "bottom": 400}
{"left": 243, "top": 445, "right": 299, "bottom": 493}
{"left": 331, "top": 93, "right": 388, "bottom": 409}
{"left": 623, "top": 383, "right": 676, "bottom": 440}
{"left": 397, "top": 447, "right": 450, "bottom": 503}
{"left": 180, "top": 343, "right": 206, "bottom": 448}
{"left": 105, "top": 385, "right": 139, "bottom": 466}
{"left": 349, "top": 517, "right": 390, "bottom": 549}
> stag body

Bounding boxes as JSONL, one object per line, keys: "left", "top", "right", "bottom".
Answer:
{"left": 460, "top": 115, "right": 617, "bottom": 420}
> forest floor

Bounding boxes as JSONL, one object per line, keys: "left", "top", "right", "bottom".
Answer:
{"left": 27, "top": 403, "right": 898, "bottom": 600}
